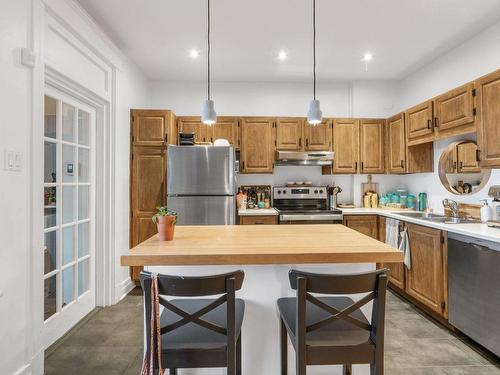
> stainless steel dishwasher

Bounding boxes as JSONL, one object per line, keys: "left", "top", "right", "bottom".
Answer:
{"left": 448, "top": 233, "right": 500, "bottom": 356}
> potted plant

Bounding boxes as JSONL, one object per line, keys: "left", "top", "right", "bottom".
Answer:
{"left": 152, "top": 206, "right": 178, "bottom": 241}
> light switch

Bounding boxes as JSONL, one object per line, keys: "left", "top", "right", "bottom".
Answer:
{"left": 4, "top": 150, "right": 22, "bottom": 171}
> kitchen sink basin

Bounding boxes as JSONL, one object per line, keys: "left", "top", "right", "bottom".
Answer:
{"left": 395, "top": 212, "right": 480, "bottom": 224}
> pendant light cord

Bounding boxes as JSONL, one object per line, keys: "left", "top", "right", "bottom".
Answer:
{"left": 313, "top": 0, "right": 316, "bottom": 101}
{"left": 207, "top": 0, "right": 211, "bottom": 100}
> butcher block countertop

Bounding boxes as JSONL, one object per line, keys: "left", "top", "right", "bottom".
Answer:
{"left": 121, "top": 224, "right": 403, "bottom": 266}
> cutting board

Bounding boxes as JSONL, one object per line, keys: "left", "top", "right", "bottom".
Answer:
{"left": 361, "top": 175, "right": 379, "bottom": 207}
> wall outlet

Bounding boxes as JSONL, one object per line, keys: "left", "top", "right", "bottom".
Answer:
{"left": 4, "top": 150, "right": 22, "bottom": 171}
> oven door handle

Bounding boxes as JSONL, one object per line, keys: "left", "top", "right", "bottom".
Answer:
{"left": 280, "top": 214, "right": 343, "bottom": 221}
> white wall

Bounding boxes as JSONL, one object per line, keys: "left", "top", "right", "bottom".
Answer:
{"left": 151, "top": 80, "right": 401, "bottom": 204}
{"left": 0, "top": 0, "right": 151, "bottom": 374}
{"left": 0, "top": 2, "right": 33, "bottom": 374}
{"left": 391, "top": 20, "right": 500, "bottom": 212}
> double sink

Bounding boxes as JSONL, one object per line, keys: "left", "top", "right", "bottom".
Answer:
{"left": 397, "top": 211, "right": 481, "bottom": 224}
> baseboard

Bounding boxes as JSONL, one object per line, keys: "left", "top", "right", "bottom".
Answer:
{"left": 13, "top": 348, "right": 44, "bottom": 375}
{"left": 114, "top": 277, "right": 135, "bottom": 303}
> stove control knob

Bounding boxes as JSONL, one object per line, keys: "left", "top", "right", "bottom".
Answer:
{"left": 277, "top": 190, "right": 281, "bottom": 194}
{"left": 319, "top": 189, "right": 324, "bottom": 194}
{"left": 314, "top": 190, "right": 318, "bottom": 194}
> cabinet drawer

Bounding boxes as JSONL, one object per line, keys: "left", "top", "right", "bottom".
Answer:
{"left": 239, "top": 215, "right": 278, "bottom": 225}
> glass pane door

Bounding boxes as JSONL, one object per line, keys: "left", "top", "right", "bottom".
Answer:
{"left": 43, "top": 92, "right": 96, "bottom": 346}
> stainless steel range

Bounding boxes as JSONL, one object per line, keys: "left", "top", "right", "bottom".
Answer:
{"left": 273, "top": 186, "right": 343, "bottom": 224}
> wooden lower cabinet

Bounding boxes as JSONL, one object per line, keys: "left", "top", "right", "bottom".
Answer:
{"left": 342, "top": 215, "right": 378, "bottom": 239}
{"left": 377, "top": 216, "right": 405, "bottom": 291}
{"left": 239, "top": 215, "right": 278, "bottom": 225}
{"left": 405, "top": 223, "right": 447, "bottom": 317}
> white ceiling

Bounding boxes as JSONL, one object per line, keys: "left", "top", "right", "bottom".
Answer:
{"left": 77, "top": 0, "right": 500, "bottom": 82}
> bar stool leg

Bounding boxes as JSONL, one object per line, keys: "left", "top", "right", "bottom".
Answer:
{"left": 236, "top": 333, "right": 242, "bottom": 375}
{"left": 280, "top": 318, "right": 288, "bottom": 375}
{"left": 343, "top": 364, "right": 352, "bottom": 375}
{"left": 170, "top": 369, "right": 177, "bottom": 375}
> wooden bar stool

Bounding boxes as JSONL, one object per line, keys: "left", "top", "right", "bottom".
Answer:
{"left": 277, "top": 269, "right": 388, "bottom": 375}
{"left": 140, "top": 270, "right": 245, "bottom": 375}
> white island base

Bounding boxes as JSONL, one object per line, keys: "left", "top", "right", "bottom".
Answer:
{"left": 147, "top": 263, "right": 376, "bottom": 375}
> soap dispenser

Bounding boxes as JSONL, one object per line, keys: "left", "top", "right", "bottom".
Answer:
{"left": 480, "top": 199, "right": 492, "bottom": 223}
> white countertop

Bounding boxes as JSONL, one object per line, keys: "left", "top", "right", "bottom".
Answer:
{"left": 341, "top": 208, "right": 500, "bottom": 243}
{"left": 238, "top": 208, "right": 279, "bottom": 216}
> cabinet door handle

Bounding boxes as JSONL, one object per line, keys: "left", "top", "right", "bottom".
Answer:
{"left": 242, "top": 161, "right": 245, "bottom": 170}
{"left": 361, "top": 162, "right": 364, "bottom": 171}
{"left": 299, "top": 138, "right": 302, "bottom": 147}
{"left": 305, "top": 139, "right": 309, "bottom": 147}
{"left": 434, "top": 117, "right": 439, "bottom": 128}
{"left": 427, "top": 119, "right": 432, "bottom": 129}
{"left": 476, "top": 149, "right": 481, "bottom": 162}
{"left": 400, "top": 159, "right": 405, "bottom": 168}
{"left": 459, "top": 161, "right": 463, "bottom": 171}
{"left": 453, "top": 161, "right": 457, "bottom": 171}
{"left": 355, "top": 161, "right": 358, "bottom": 171}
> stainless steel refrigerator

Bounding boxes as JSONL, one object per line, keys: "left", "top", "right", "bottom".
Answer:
{"left": 167, "top": 145, "right": 237, "bottom": 225}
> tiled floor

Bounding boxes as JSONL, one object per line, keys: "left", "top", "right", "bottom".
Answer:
{"left": 45, "top": 289, "right": 499, "bottom": 375}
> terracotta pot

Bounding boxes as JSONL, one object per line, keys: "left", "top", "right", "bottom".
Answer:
{"left": 156, "top": 215, "right": 176, "bottom": 241}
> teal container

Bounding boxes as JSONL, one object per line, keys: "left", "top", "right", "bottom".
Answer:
{"left": 407, "top": 194, "right": 417, "bottom": 209}
{"left": 418, "top": 192, "right": 427, "bottom": 211}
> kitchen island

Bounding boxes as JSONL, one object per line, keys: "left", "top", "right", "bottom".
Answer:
{"left": 122, "top": 224, "right": 402, "bottom": 375}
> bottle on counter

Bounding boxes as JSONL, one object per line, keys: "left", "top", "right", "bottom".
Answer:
{"left": 418, "top": 192, "right": 427, "bottom": 211}
{"left": 480, "top": 199, "right": 492, "bottom": 222}
{"left": 236, "top": 188, "right": 247, "bottom": 210}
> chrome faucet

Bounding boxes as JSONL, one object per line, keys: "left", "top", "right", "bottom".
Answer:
{"left": 442, "top": 198, "right": 459, "bottom": 218}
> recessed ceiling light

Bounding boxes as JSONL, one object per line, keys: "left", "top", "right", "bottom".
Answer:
{"left": 363, "top": 52, "right": 373, "bottom": 62}
{"left": 189, "top": 49, "right": 200, "bottom": 59}
{"left": 278, "top": 50, "right": 287, "bottom": 61}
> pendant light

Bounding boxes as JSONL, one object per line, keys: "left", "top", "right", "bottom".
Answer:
{"left": 201, "top": 0, "right": 217, "bottom": 125}
{"left": 307, "top": 0, "right": 322, "bottom": 125}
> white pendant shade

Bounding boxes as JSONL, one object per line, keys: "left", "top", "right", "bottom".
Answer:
{"left": 201, "top": 99, "right": 217, "bottom": 125}
{"left": 307, "top": 99, "right": 322, "bottom": 125}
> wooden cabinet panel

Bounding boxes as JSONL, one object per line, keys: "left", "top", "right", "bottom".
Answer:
{"left": 444, "top": 146, "right": 458, "bottom": 174}
{"left": 457, "top": 142, "right": 481, "bottom": 173}
{"left": 132, "top": 110, "right": 174, "bottom": 146}
{"left": 212, "top": 117, "right": 239, "bottom": 147}
{"left": 239, "top": 215, "right": 278, "bottom": 225}
{"left": 276, "top": 118, "right": 304, "bottom": 150}
{"left": 406, "top": 100, "right": 434, "bottom": 144}
{"left": 377, "top": 216, "right": 405, "bottom": 290}
{"left": 387, "top": 113, "right": 406, "bottom": 174}
{"left": 333, "top": 119, "right": 359, "bottom": 173}
{"left": 359, "top": 119, "right": 385, "bottom": 174}
{"left": 405, "top": 223, "right": 446, "bottom": 316}
{"left": 434, "top": 83, "right": 476, "bottom": 136}
{"left": 240, "top": 117, "right": 275, "bottom": 173}
{"left": 476, "top": 69, "right": 500, "bottom": 168}
{"left": 342, "top": 215, "right": 378, "bottom": 239}
{"left": 178, "top": 116, "right": 210, "bottom": 143}
{"left": 304, "top": 119, "right": 332, "bottom": 151}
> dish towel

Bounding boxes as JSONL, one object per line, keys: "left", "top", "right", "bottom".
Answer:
{"left": 385, "top": 218, "right": 399, "bottom": 249}
{"left": 399, "top": 227, "right": 412, "bottom": 270}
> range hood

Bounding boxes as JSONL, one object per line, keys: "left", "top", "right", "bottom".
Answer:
{"left": 275, "top": 150, "right": 334, "bottom": 166}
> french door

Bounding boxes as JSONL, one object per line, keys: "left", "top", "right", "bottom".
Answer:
{"left": 43, "top": 89, "right": 96, "bottom": 347}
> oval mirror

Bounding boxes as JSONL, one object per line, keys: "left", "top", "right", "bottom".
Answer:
{"left": 438, "top": 140, "right": 491, "bottom": 195}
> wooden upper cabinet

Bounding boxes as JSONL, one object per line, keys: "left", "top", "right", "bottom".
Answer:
{"left": 304, "top": 119, "right": 332, "bottom": 151}
{"left": 240, "top": 117, "right": 275, "bottom": 173}
{"left": 405, "top": 223, "right": 446, "bottom": 316}
{"left": 434, "top": 83, "right": 476, "bottom": 136}
{"left": 476, "top": 69, "right": 500, "bottom": 168}
{"left": 211, "top": 117, "right": 239, "bottom": 147}
{"left": 177, "top": 116, "right": 210, "bottom": 143}
{"left": 342, "top": 215, "right": 378, "bottom": 239}
{"left": 132, "top": 110, "right": 175, "bottom": 146}
{"left": 276, "top": 117, "right": 304, "bottom": 150}
{"left": 406, "top": 100, "right": 434, "bottom": 144}
{"left": 387, "top": 113, "right": 407, "bottom": 174}
{"left": 457, "top": 142, "right": 481, "bottom": 173}
{"left": 359, "top": 119, "right": 385, "bottom": 174}
{"left": 444, "top": 146, "right": 458, "bottom": 174}
{"left": 333, "top": 119, "right": 359, "bottom": 173}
